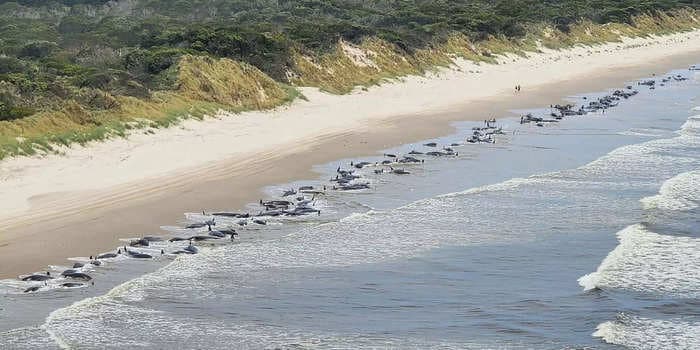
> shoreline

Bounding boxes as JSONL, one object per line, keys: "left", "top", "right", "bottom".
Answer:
{"left": 2, "top": 31, "right": 700, "bottom": 278}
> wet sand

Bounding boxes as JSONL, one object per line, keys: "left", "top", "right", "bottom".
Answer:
{"left": 1, "top": 34, "right": 700, "bottom": 278}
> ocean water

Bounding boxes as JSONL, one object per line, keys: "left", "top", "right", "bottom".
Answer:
{"left": 1, "top": 68, "right": 699, "bottom": 349}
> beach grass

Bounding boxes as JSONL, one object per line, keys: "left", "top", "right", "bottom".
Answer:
{"left": 0, "top": 56, "right": 301, "bottom": 159}
{"left": 290, "top": 9, "right": 699, "bottom": 94}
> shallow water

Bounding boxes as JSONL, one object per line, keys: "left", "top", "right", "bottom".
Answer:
{"left": 1, "top": 68, "right": 699, "bottom": 349}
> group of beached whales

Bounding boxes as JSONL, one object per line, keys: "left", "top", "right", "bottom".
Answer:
{"left": 522, "top": 73, "right": 689, "bottom": 126}
{"left": 15, "top": 130, "right": 487, "bottom": 293}
{"left": 17, "top": 72, "right": 693, "bottom": 293}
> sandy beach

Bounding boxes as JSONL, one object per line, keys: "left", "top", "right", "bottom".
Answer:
{"left": 2, "top": 30, "right": 700, "bottom": 278}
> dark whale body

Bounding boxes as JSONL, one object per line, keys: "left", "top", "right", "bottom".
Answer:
{"left": 64, "top": 272, "right": 92, "bottom": 281}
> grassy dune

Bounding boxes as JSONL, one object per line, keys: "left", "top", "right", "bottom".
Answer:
{"left": 0, "top": 55, "right": 299, "bottom": 159}
{"left": 0, "top": 9, "right": 698, "bottom": 160}
{"left": 292, "top": 9, "right": 699, "bottom": 93}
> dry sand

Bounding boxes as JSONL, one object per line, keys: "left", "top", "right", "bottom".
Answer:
{"left": 2, "top": 31, "right": 700, "bottom": 278}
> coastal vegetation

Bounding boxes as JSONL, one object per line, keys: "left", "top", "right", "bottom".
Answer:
{"left": 0, "top": 0, "right": 699, "bottom": 159}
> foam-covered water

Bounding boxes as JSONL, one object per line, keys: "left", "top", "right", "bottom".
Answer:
{"left": 578, "top": 224, "right": 700, "bottom": 297}
{"left": 580, "top": 108, "right": 700, "bottom": 348}
{"left": 2, "top": 69, "right": 700, "bottom": 349}
{"left": 595, "top": 315, "right": 700, "bottom": 350}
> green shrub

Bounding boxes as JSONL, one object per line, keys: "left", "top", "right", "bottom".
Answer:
{"left": 19, "top": 41, "right": 58, "bottom": 59}
{"left": 0, "top": 102, "right": 34, "bottom": 121}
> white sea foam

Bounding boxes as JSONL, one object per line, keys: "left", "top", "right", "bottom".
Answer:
{"left": 579, "top": 224, "right": 700, "bottom": 297}
{"left": 641, "top": 170, "right": 700, "bottom": 211}
{"left": 581, "top": 117, "right": 700, "bottom": 294}
{"left": 679, "top": 115, "right": 700, "bottom": 136}
{"left": 0, "top": 327, "right": 61, "bottom": 350}
{"left": 42, "top": 295, "right": 531, "bottom": 350}
{"left": 594, "top": 314, "right": 700, "bottom": 350}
